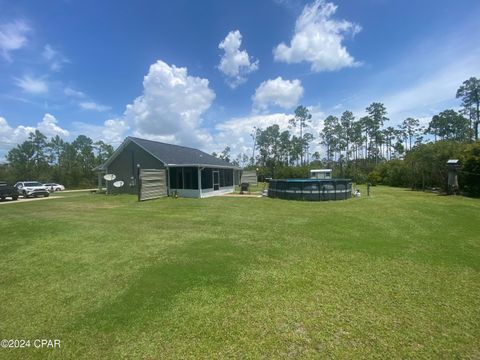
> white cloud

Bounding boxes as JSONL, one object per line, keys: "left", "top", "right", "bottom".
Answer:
{"left": 64, "top": 87, "right": 86, "bottom": 98}
{"left": 102, "top": 119, "right": 129, "bottom": 144}
{"left": 80, "top": 101, "right": 111, "bottom": 112}
{"left": 0, "top": 20, "right": 31, "bottom": 61}
{"left": 0, "top": 114, "right": 69, "bottom": 158}
{"left": 43, "top": 44, "right": 69, "bottom": 71}
{"left": 124, "top": 60, "right": 215, "bottom": 148}
{"left": 273, "top": 0, "right": 361, "bottom": 72}
{"left": 37, "top": 113, "right": 69, "bottom": 138}
{"left": 213, "top": 106, "right": 324, "bottom": 156}
{"left": 14, "top": 75, "right": 48, "bottom": 94}
{"left": 218, "top": 30, "right": 259, "bottom": 88}
{"left": 252, "top": 77, "right": 304, "bottom": 110}
{"left": 0, "top": 117, "right": 34, "bottom": 152}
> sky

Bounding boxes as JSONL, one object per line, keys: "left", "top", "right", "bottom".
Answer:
{"left": 1, "top": 0, "right": 480, "bottom": 160}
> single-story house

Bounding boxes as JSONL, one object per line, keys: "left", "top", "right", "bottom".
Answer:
{"left": 101, "top": 136, "right": 240, "bottom": 198}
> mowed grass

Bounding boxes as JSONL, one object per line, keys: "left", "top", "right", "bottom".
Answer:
{"left": 0, "top": 187, "right": 479, "bottom": 359}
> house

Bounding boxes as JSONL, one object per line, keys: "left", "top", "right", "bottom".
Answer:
{"left": 101, "top": 136, "right": 240, "bottom": 198}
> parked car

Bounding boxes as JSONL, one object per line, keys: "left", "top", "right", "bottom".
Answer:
{"left": 0, "top": 181, "right": 19, "bottom": 201}
{"left": 14, "top": 181, "right": 50, "bottom": 198}
{"left": 43, "top": 183, "right": 65, "bottom": 192}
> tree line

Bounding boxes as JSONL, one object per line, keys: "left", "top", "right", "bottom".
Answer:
{"left": 1, "top": 131, "right": 113, "bottom": 188}
{"left": 2, "top": 77, "right": 479, "bottom": 195}
{"left": 235, "top": 76, "right": 480, "bottom": 196}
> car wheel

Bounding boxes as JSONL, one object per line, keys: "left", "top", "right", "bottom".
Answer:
{"left": 45, "top": 193, "right": 49, "bottom": 197}
{"left": 23, "top": 191, "right": 28, "bottom": 198}
{"left": 55, "top": 188, "right": 60, "bottom": 191}
{"left": 12, "top": 196, "right": 18, "bottom": 201}
{"left": 0, "top": 196, "right": 5, "bottom": 201}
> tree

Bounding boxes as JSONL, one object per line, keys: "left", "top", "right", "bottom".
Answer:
{"left": 340, "top": 110, "right": 355, "bottom": 162}
{"left": 289, "top": 105, "right": 312, "bottom": 165}
{"left": 7, "top": 140, "right": 36, "bottom": 180}
{"left": 219, "top": 146, "right": 231, "bottom": 163}
{"left": 255, "top": 125, "right": 283, "bottom": 176}
{"left": 29, "top": 130, "right": 48, "bottom": 169}
{"left": 93, "top": 140, "right": 114, "bottom": 165}
{"left": 365, "top": 102, "right": 389, "bottom": 163}
{"left": 320, "top": 115, "right": 338, "bottom": 163}
{"left": 400, "top": 117, "right": 421, "bottom": 150}
{"left": 459, "top": 142, "right": 480, "bottom": 196}
{"left": 456, "top": 77, "right": 480, "bottom": 140}
{"left": 48, "top": 135, "right": 65, "bottom": 165}
{"left": 427, "top": 110, "right": 471, "bottom": 141}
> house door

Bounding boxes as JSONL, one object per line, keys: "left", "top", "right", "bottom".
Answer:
{"left": 213, "top": 171, "right": 220, "bottom": 190}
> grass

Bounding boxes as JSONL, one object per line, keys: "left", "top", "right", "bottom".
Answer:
{"left": 234, "top": 181, "right": 267, "bottom": 193}
{"left": 0, "top": 186, "right": 479, "bottom": 359}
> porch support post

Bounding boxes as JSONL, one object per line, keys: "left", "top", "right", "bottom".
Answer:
{"left": 198, "top": 167, "right": 202, "bottom": 198}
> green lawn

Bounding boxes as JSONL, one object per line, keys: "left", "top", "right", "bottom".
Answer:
{"left": 0, "top": 187, "right": 479, "bottom": 359}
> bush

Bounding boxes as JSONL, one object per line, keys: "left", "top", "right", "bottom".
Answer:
{"left": 460, "top": 142, "right": 480, "bottom": 197}
{"left": 367, "top": 171, "right": 382, "bottom": 185}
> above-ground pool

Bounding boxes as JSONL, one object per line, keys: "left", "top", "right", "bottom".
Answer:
{"left": 268, "top": 178, "right": 352, "bottom": 201}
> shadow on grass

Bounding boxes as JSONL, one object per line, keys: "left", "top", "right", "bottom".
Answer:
{"left": 74, "top": 237, "right": 250, "bottom": 332}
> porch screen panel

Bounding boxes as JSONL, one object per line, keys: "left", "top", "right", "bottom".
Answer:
{"left": 201, "top": 168, "right": 213, "bottom": 189}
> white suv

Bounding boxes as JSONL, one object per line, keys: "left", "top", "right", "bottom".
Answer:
{"left": 15, "top": 181, "right": 50, "bottom": 198}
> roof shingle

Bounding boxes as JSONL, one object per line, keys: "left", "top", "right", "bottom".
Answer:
{"left": 129, "top": 137, "right": 237, "bottom": 168}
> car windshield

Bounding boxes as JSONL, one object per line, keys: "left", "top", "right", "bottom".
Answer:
{"left": 24, "top": 182, "right": 43, "bottom": 186}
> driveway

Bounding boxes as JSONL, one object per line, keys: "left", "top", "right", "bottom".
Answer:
{"left": 0, "top": 196, "right": 62, "bottom": 205}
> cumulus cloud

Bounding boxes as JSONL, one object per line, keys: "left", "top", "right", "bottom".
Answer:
{"left": 213, "top": 105, "right": 324, "bottom": 156}
{"left": 0, "top": 20, "right": 31, "bottom": 61}
{"left": 218, "top": 30, "right": 259, "bottom": 88}
{"left": 0, "top": 114, "right": 69, "bottom": 157}
{"left": 80, "top": 101, "right": 111, "bottom": 112}
{"left": 102, "top": 119, "right": 129, "bottom": 144}
{"left": 0, "top": 117, "right": 34, "bottom": 153}
{"left": 252, "top": 77, "right": 304, "bottom": 111}
{"left": 14, "top": 75, "right": 48, "bottom": 94}
{"left": 124, "top": 60, "right": 215, "bottom": 148}
{"left": 273, "top": 0, "right": 361, "bottom": 72}
{"left": 37, "top": 113, "right": 70, "bottom": 138}
{"left": 42, "top": 44, "right": 69, "bottom": 71}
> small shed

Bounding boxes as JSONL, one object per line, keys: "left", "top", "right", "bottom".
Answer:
{"left": 447, "top": 159, "right": 460, "bottom": 194}
{"left": 240, "top": 170, "right": 258, "bottom": 187}
{"left": 310, "top": 169, "right": 332, "bottom": 180}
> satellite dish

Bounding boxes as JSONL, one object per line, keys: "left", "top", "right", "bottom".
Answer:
{"left": 104, "top": 174, "right": 116, "bottom": 181}
{"left": 113, "top": 180, "right": 124, "bottom": 188}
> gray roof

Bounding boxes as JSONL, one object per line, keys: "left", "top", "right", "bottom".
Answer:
{"left": 128, "top": 137, "right": 238, "bottom": 168}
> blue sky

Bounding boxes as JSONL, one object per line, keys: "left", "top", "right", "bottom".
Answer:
{"left": 1, "top": 0, "right": 480, "bottom": 158}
